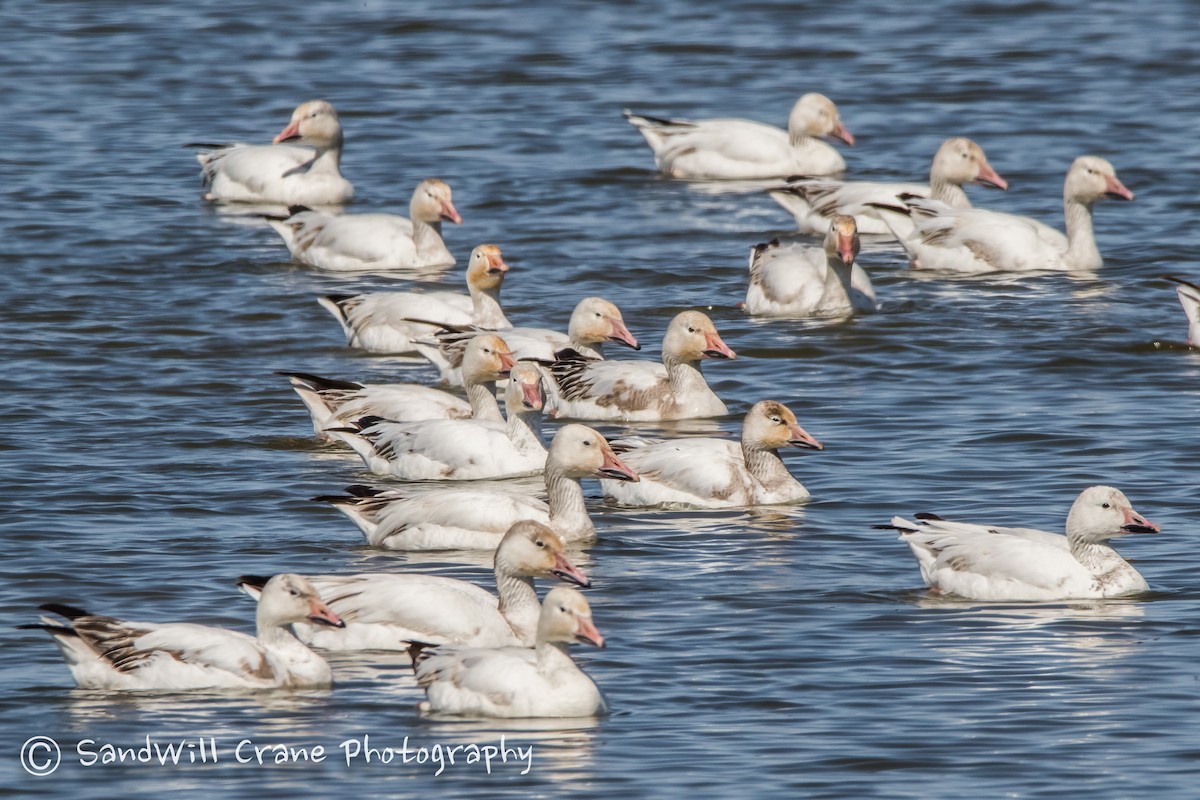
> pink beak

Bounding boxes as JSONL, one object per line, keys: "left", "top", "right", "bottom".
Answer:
{"left": 441, "top": 200, "right": 463, "bottom": 225}
{"left": 497, "top": 350, "right": 516, "bottom": 376}
{"left": 521, "top": 378, "right": 544, "bottom": 411}
{"left": 830, "top": 121, "right": 855, "bottom": 147}
{"left": 1120, "top": 506, "right": 1159, "bottom": 534}
{"left": 272, "top": 120, "right": 302, "bottom": 145}
{"left": 1105, "top": 175, "right": 1134, "bottom": 201}
{"left": 975, "top": 161, "right": 1009, "bottom": 190}
{"left": 702, "top": 330, "right": 737, "bottom": 360}
{"left": 307, "top": 599, "right": 345, "bottom": 628}
{"left": 598, "top": 446, "right": 639, "bottom": 482}
{"left": 550, "top": 552, "right": 591, "bottom": 588}
{"left": 837, "top": 232, "right": 857, "bottom": 265}
{"left": 574, "top": 616, "right": 605, "bottom": 648}
{"left": 488, "top": 253, "right": 510, "bottom": 274}
{"left": 787, "top": 424, "right": 824, "bottom": 451}
{"left": 608, "top": 317, "right": 640, "bottom": 351}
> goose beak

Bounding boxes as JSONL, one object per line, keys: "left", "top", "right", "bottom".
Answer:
{"left": 787, "top": 424, "right": 824, "bottom": 451}
{"left": 598, "top": 446, "right": 639, "bottom": 482}
{"left": 273, "top": 120, "right": 302, "bottom": 145}
{"left": 975, "top": 161, "right": 1009, "bottom": 190}
{"left": 497, "top": 350, "right": 516, "bottom": 376}
{"left": 837, "top": 231, "right": 858, "bottom": 265}
{"left": 521, "top": 379, "right": 544, "bottom": 411}
{"left": 441, "top": 199, "right": 463, "bottom": 225}
{"left": 550, "top": 552, "right": 591, "bottom": 589}
{"left": 830, "top": 121, "right": 855, "bottom": 147}
{"left": 487, "top": 252, "right": 510, "bottom": 275}
{"left": 574, "top": 617, "right": 605, "bottom": 648}
{"left": 608, "top": 317, "right": 640, "bottom": 351}
{"left": 1120, "top": 506, "right": 1158, "bottom": 534}
{"left": 1105, "top": 175, "right": 1134, "bottom": 201}
{"left": 702, "top": 330, "right": 737, "bottom": 360}
{"left": 307, "top": 599, "right": 345, "bottom": 628}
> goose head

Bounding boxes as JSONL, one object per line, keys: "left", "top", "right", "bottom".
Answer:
{"left": 410, "top": 178, "right": 462, "bottom": 225}
{"left": 568, "top": 297, "right": 640, "bottom": 351}
{"left": 272, "top": 100, "right": 344, "bottom": 149}
{"left": 495, "top": 520, "right": 590, "bottom": 588}
{"left": 824, "top": 215, "right": 860, "bottom": 266}
{"left": 788, "top": 93, "right": 854, "bottom": 147}
{"left": 1065, "top": 156, "right": 1134, "bottom": 207}
{"left": 548, "top": 424, "right": 639, "bottom": 482}
{"left": 1064, "top": 485, "right": 1159, "bottom": 545}
{"left": 258, "top": 574, "right": 344, "bottom": 630}
{"left": 505, "top": 361, "right": 545, "bottom": 413}
{"left": 742, "top": 400, "right": 823, "bottom": 452}
{"left": 930, "top": 137, "right": 1008, "bottom": 189}
{"left": 465, "top": 244, "right": 509, "bottom": 294}
{"left": 461, "top": 334, "right": 517, "bottom": 384}
{"left": 662, "top": 310, "right": 736, "bottom": 364}
{"left": 537, "top": 587, "right": 604, "bottom": 648}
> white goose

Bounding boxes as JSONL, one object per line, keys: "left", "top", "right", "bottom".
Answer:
{"left": 194, "top": 100, "right": 353, "bottom": 206}
{"left": 414, "top": 587, "right": 607, "bottom": 718}
{"left": 770, "top": 137, "right": 1007, "bottom": 236}
{"left": 601, "top": 400, "right": 823, "bottom": 508}
{"left": 335, "top": 361, "right": 548, "bottom": 481}
{"left": 624, "top": 93, "right": 854, "bottom": 180}
{"left": 235, "top": 521, "right": 590, "bottom": 653}
{"left": 317, "top": 424, "right": 639, "bottom": 550}
{"left": 318, "top": 243, "right": 511, "bottom": 353}
{"left": 414, "top": 297, "right": 641, "bottom": 387}
{"left": 268, "top": 179, "right": 461, "bottom": 271}
{"left": 743, "top": 215, "right": 876, "bottom": 317}
{"left": 888, "top": 485, "right": 1160, "bottom": 601}
{"left": 280, "top": 334, "right": 516, "bottom": 440}
{"left": 891, "top": 155, "right": 1134, "bottom": 273}
{"left": 23, "top": 574, "right": 343, "bottom": 690}
{"left": 546, "top": 310, "right": 736, "bottom": 421}
{"left": 1164, "top": 276, "right": 1200, "bottom": 345}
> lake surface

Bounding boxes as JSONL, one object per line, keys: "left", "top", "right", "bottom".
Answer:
{"left": 3, "top": 0, "right": 1199, "bottom": 797}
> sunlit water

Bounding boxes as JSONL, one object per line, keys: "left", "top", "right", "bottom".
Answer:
{"left": 3, "top": 0, "right": 1200, "bottom": 797}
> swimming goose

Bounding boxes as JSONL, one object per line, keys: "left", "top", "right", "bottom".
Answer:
{"left": 194, "top": 100, "right": 353, "bottom": 206}
{"left": 625, "top": 93, "right": 853, "bottom": 180}
{"left": 23, "top": 574, "right": 343, "bottom": 690}
{"left": 743, "top": 215, "right": 876, "bottom": 317}
{"left": 887, "top": 485, "right": 1159, "bottom": 601}
{"left": 235, "top": 521, "right": 589, "bottom": 652}
{"left": 318, "top": 243, "right": 511, "bottom": 353}
{"left": 1163, "top": 276, "right": 1200, "bottom": 345}
{"left": 890, "top": 156, "right": 1133, "bottom": 273}
{"left": 280, "top": 334, "right": 515, "bottom": 439}
{"left": 601, "top": 400, "right": 823, "bottom": 508}
{"left": 414, "top": 297, "right": 640, "bottom": 386}
{"left": 267, "top": 179, "right": 461, "bottom": 271}
{"left": 316, "top": 424, "right": 638, "bottom": 549}
{"left": 414, "top": 587, "right": 607, "bottom": 718}
{"left": 770, "top": 137, "right": 1007, "bottom": 236}
{"left": 546, "top": 310, "right": 735, "bottom": 421}
{"left": 334, "top": 361, "right": 547, "bottom": 481}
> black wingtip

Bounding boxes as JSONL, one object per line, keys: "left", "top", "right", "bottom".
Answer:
{"left": 235, "top": 575, "right": 272, "bottom": 591}
{"left": 406, "top": 640, "right": 437, "bottom": 672}
{"left": 913, "top": 512, "right": 944, "bottom": 521}
{"left": 39, "top": 602, "right": 90, "bottom": 620}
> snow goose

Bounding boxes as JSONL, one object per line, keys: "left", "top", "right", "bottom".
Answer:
{"left": 316, "top": 424, "right": 638, "bottom": 549}
{"left": 770, "top": 137, "right": 1007, "bottom": 236}
{"left": 194, "top": 100, "right": 353, "bottom": 206}
{"left": 334, "top": 361, "right": 548, "bottom": 481}
{"left": 414, "top": 297, "right": 640, "bottom": 386}
{"left": 1163, "top": 276, "right": 1200, "bottom": 345}
{"left": 601, "top": 400, "right": 823, "bottom": 508}
{"left": 235, "top": 521, "right": 590, "bottom": 652}
{"left": 267, "top": 179, "right": 461, "bottom": 272}
{"left": 887, "top": 485, "right": 1159, "bottom": 601}
{"left": 891, "top": 155, "right": 1133, "bottom": 273}
{"left": 546, "top": 310, "right": 736, "bottom": 421}
{"left": 743, "top": 215, "right": 876, "bottom": 317}
{"left": 413, "top": 586, "right": 607, "bottom": 718}
{"left": 624, "top": 93, "right": 853, "bottom": 180}
{"left": 318, "top": 243, "right": 511, "bottom": 353}
{"left": 280, "top": 334, "right": 516, "bottom": 439}
{"left": 22, "top": 574, "right": 343, "bottom": 690}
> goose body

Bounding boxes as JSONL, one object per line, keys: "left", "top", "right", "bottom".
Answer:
{"left": 625, "top": 93, "right": 853, "bottom": 180}
{"left": 889, "top": 486, "right": 1159, "bottom": 601}
{"left": 25, "top": 575, "right": 343, "bottom": 690}
{"left": 195, "top": 100, "right": 353, "bottom": 206}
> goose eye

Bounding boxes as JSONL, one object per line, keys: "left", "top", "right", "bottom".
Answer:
{"left": 1102, "top": 502, "right": 1111, "bottom": 508}
{"left": 289, "top": 588, "right": 301, "bottom": 597}
{"left": 687, "top": 327, "right": 696, "bottom": 333}
{"left": 771, "top": 416, "right": 782, "bottom": 424}
{"left": 535, "top": 539, "right": 545, "bottom": 548}
{"left": 583, "top": 439, "right": 592, "bottom": 447}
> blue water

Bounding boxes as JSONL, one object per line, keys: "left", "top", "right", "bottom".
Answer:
{"left": 3, "top": 0, "right": 1200, "bottom": 797}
